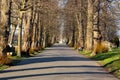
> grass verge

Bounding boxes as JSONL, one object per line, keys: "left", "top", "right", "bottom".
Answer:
{"left": 80, "top": 47, "right": 120, "bottom": 78}
{"left": 0, "top": 50, "right": 42, "bottom": 71}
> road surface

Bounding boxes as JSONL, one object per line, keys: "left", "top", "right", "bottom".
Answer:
{"left": 0, "top": 44, "right": 119, "bottom": 80}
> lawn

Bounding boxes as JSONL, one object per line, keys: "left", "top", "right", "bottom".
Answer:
{"left": 80, "top": 47, "right": 120, "bottom": 78}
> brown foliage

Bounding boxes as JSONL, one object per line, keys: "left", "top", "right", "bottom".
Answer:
{"left": 91, "top": 41, "right": 112, "bottom": 56}
{"left": 0, "top": 55, "right": 12, "bottom": 65}
{"left": 29, "top": 48, "right": 36, "bottom": 55}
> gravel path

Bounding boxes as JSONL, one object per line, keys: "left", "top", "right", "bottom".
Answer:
{"left": 0, "top": 44, "right": 119, "bottom": 80}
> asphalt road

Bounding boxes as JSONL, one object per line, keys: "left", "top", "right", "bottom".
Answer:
{"left": 0, "top": 44, "right": 119, "bottom": 80}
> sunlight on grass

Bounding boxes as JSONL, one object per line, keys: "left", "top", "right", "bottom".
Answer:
{"left": 102, "top": 55, "right": 119, "bottom": 65}
{"left": 80, "top": 51, "right": 91, "bottom": 57}
{"left": 80, "top": 47, "right": 120, "bottom": 79}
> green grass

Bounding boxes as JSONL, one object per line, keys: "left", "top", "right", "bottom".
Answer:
{"left": 80, "top": 51, "right": 92, "bottom": 57}
{"left": 34, "top": 50, "right": 43, "bottom": 55}
{"left": 0, "top": 50, "right": 42, "bottom": 71}
{"left": 80, "top": 47, "right": 120, "bottom": 78}
{"left": 0, "top": 65, "right": 9, "bottom": 71}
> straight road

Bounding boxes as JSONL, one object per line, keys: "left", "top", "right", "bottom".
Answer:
{"left": 0, "top": 44, "right": 119, "bottom": 80}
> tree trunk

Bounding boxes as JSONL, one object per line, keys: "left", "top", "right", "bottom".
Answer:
{"left": 22, "top": 12, "right": 31, "bottom": 53}
{"left": 0, "top": 0, "right": 12, "bottom": 64}
{"left": 51, "top": 35, "right": 55, "bottom": 44}
{"left": 40, "top": 21, "right": 43, "bottom": 48}
{"left": 36, "top": 12, "right": 41, "bottom": 50}
{"left": 72, "top": 25, "right": 75, "bottom": 47}
{"left": 17, "top": 13, "right": 24, "bottom": 57}
{"left": 30, "top": 0, "right": 39, "bottom": 53}
{"left": 43, "top": 28, "right": 47, "bottom": 48}
{"left": 76, "top": 14, "right": 84, "bottom": 48}
{"left": 86, "top": 0, "right": 94, "bottom": 51}
{"left": 31, "top": 12, "right": 37, "bottom": 51}
{"left": 91, "top": 0, "right": 100, "bottom": 56}
{"left": 102, "top": 0, "right": 108, "bottom": 41}
{"left": 8, "top": 0, "right": 12, "bottom": 33}
{"left": 75, "top": 0, "right": 84, "bottom": 49}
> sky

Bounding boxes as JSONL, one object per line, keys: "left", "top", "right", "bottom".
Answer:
{"left": 58, "top": 0, "right": 68, "bottom": 8}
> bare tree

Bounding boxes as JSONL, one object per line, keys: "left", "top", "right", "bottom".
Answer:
{"left": 0, "top": 0, "right": 12, "bottom": 64}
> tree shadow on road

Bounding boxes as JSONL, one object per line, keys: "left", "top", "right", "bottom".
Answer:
{"left": 0, "top": 65, "right": 101, "bottom": 73}
{"left": 0, "top": 71, "right": 109, "bottom": 80}
{"left": 12, "top": 56, "right": 93, "bottom": 66}
{"left": 0, "top": 56, "right": 111, "bottom": 80}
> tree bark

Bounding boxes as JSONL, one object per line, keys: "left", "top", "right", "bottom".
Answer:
{"left": 75, "top": 0, "right": 84, "bottom": 48}
{"left": 0, "top": 0, "right": 12, "bottom": 64}
{"left": 22, "top": 11, "right": 31, "bottom": 53}
{"left": 17, "top": 13, "right": 24, "bottom": 57}
{"left": 31, "top": 12, "right": 37, "bottom": 51}
{"left": 91, "top": 0, "right": 100, "bottom": 56}
{"left": 102, "top": 0, "right": 108, "bottom": 41}
{"left": 86, "top": 0, "right": 94, "bottom": 51}
{"left": 43, "top": 27, "right": 47, "bottom": 48}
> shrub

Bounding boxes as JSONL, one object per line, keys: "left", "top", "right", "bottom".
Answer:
{"left": 0, "top": 55, "right": 12, "bottom": 65}
{"left": 91, "top": 41, "right": 112, "bottom": 56}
